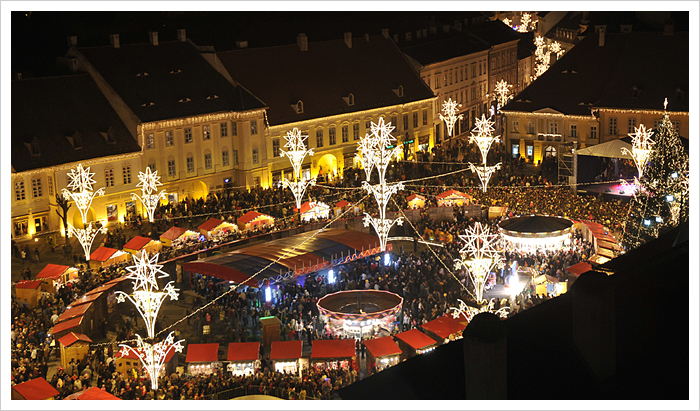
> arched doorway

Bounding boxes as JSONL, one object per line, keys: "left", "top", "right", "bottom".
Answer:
{"left": 316, "top": 154, "right": 338, "bottom": 183}
{"left": 544, "top": 146, "right": 557, "bottom": 158}
{"left": 187, "top": 180, "right": 208, "bottom": 201}
{"left": 71, "top": 208, "right": 96, "bottom": 228}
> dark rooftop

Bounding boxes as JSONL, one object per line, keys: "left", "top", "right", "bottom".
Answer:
{"left": 463, "top": 19, "right": 522, "bottom": 47}
{"left": 399, "top": 31, "right": 490, "bottom": 66}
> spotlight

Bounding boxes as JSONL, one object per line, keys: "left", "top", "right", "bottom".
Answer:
{"left": 666, "top": 195, "right": 674, "bottom": 202}
{"left": 328, "top": 269, "right": 335, "bottom": 284}
{"left": 655, "top": 216, "right": 663, "bottom": 223}
{"left": 643, "top": 219, "right": 652, "bottom": 226}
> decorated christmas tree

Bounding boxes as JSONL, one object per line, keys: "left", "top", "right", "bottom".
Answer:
{"left": 621, "top": 102, "right": 689, "bottom": 251}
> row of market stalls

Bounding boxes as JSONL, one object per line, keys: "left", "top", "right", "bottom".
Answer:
{"left": 11, "top": 377, "right": 120, "bottom": 400}
{"left": 406, "top": 189, "right": 474, "bottom": 209}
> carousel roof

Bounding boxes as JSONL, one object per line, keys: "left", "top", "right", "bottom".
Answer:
{"left": 498, "top": 215, "right": 573, "bottom": 234}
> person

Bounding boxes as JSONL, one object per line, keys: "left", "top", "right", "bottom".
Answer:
{"left": 20, "top": 247, "right": 27, "bottom": 265}
{"left": 34, "top": 247, "right": 40, "bottom": 262}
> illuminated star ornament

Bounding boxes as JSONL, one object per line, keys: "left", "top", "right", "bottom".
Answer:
{"left": 357, "top": 117, "right": 404, "bottom": 252}
{"left": 116, "top": 251, "right": 184, "bottom": 391}
{"left": 62, "top": 163, "right": 107, "bottom": 261}
{"left": 439, "top": 97, "right": 464, "bottom": 138}
{"left": 468, "top": 115, "right": 502, "bottom": 192}
{"left": 494, "top": 79, "right": 514, "bottom": 109}
{"left": 622, "top": 124, "right": 655, "bottom": 179}
{"left": 518, "top": 13, "right": 532, "bottom": 33}
{"left": 132, "top": 167, "right": 168, "bottom": 223}
{"left": 280, "top": 127, "right": 316, "bottom": 210}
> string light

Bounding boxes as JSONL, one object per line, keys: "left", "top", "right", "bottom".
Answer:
{"left": 454, "top": 222, "right": 503, "bottom": 304}
{"left": 439, "top": 98, "right": 464, "bottom": 138}
{"left": 622, "top": 124, "right": 655, "bottom": 179}
{"left": 279, "top": 128, "right": 316, "bottom": 210}
{"left": 132, "top": 167, "right": 168, "bottom": 223}
{"left": 67, "top": 222, "right": 107, "bottom": 262}
{"left": 140, "top": 109, "right": 266, "bottom": 132}
{"left": 518, "top": 13, "right": 532, "bottom": 33}
{"left": 61, "top": 163, "right": 107, "bottom": 261}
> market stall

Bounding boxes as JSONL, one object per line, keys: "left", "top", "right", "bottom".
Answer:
{"left": 260, "top": 316, "right": 281, "bottom": 347}
{"left": 310, "top": 339, "right": 356, "bottom": 371}
{"left": 50, "top": 316, "right": 86, "bottom": 339}
{"left": 11, "top": 377, "right": 59, "bottom": 400}
{"left": 56, "top": 303, "right": 95, "bottom": 336}
{"left": 35, "top": 264, "right": 79, "bottom": 293}
{"left": 58, "top": 332, "right": 93, "bottom": 370}
{"left": 123, "top": 235, "right": 162, "bottom": 256}
{"left": 420, "top": 315, "right": 467, "bottom": 344}
{"left": 334, "top": 200, "right": 352, "bottom": 217}
{"left": 226, "top": 342, "right": 260, "bottom": 376}
{"left": 159, "top": 226, "right": 199, "bottom": 247}
{"left": 565, "top": 261, "right": 593, "bottom": 289}
{"left": 198, "top": 217, "right": 238, "bottom": 240}
{"left": 406, "top": 194, "right": 426, "bottom": 209}
{"left": 64, "top": 386, "right": 122, "bottom": 400}
{"left": 363, "top": 336, "right": 402, "bottom": 374}
{"left": 89, "top": 246, "right": 130, "bottom": 269}
{"left": 533, "top": 274, "right": 567, "bottom": 297}
{"left": 71, "top": 292, "right": 108, "bottom": 323}
{"left": 394, "top": 329, "right": 437, "bottom": 359}
{"left": 270, "top": 340, "right": 303, "bottom": 375}
{"left": 297, "top": 201, "right": 331, "bottom": 222}
{"left": 185, "top": 343, "right": 221, "bottom": 376}
{"left": 436, "top": 189, "right": 472, "bottom": 207}
{"left": 14, "top": 280, "right": 43, "bottom": 309}
{"left": 488, "top": 206, "right": 508, "bottom": 220}
{"left": 237, "top": 210, "right": 275, "bottom": 232}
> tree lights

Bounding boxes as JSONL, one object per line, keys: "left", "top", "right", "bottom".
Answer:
{"left": 115, "top": 251, "right": 184, "bottom": 391}
{"left": 62, "top": 163, "right": 106, "bottom": 261}
{"left": 280, "top": 127, "right": 316, "bottom": 210}
{"left": 356, "top": 117, "right": 404, "bottom": 252}
{"left": 622, "top": 124, "right": 655, "bottom": 179}
{"left": 132, "top": 167, "right": 168, "bottom": 223}
{"left": 494, "top": 79, "right": 514, "bottom": 109}
{"left": 468, "top": 115, "right": 502, "bottom": 192}
{"left": 439, "top": 97, "right": 464, "bottom": 139}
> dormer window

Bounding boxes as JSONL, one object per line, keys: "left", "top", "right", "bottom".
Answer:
{"left": 67, "top": 131, "right": 82, "bottom": 150}
{"left": 292, "top": 100, "right": 304, "bottom": 114}
{"left": 178, "top": 97, "right": 191, "bottom": 103}
{"left": 141, "top": 102, "right": 155, "bottom": 107}
{"left": 342, "top": 93, "right": 355, "bottom": 106}
{"left": 170, "top": 69, "right": 182, "bottom": 74}
{"left": 23, "top": 137, "right": 41, "bottom": 156}
{"left": 393, "top": 85, "right": 404, "bottom": 97}
{"left": 136, "top": 72, "right": 149, "bottom": 77}
{"left": 206, "top": 94, "right": 219, "bottom": 100}
{"left": 101, "top": 127, "right": 117, "bottom": 144}
{"left": 631, "top": 86, "right": 640, "bottom": 98}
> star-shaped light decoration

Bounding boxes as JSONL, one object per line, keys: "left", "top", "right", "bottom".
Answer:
{"left": 494, "top": 79, "right": 514, "bottom": 109}
{"left": 622, "top": 124, "right": 655, "bottom": 179}
{"left": 469, "top": 163, "right": 503, "bottom": 193}
{"left": 280, "top": 128, "right": 316, "bottom": 209}
{"left": 469, "top": 115, "right": 499, "bottom": 163}
{"left": 62, "top": 163, "right": 106, "bottom": 225}
{"left": 132, "top": 167, "right": 168, "bottom": 223}
{"left": 450, "top": 298, "right": 510, "bottom": 323}
{"left": 439, "top": 98, "right": 464, "bottom": 138}
{"left": 518, "top": 13, "right": 532, "bottom": 33}
{"left": 118, "top": 332, "right": 184, "bottom": 391}
{"left": 454, "top": 222, "right": 504, "bottom": 304}
{"left": 502, "top": 17, "right": 511, "bottom": 27}
{"left": 65, "top": 163, "right": 97, "bottom": 192}
{"left": 67, "top": 222, "right": 107, "bottom": 262}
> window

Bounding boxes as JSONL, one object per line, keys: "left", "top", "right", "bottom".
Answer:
{"left": 329, "top": 127, "right": 336, "bottom": 145}
{"left": 232, "top": 150, "right": 239, "bottom": 165}
{"left": 471, "top": 87, "right": 477, "bottom": 101}
{"left": 231, "top": 122, "right": 238, "bottom": 136}
{"left": 273, "top": 138, "right": 280, "bottom": 157}
{"left": 105, "top": 169, "right": 114, "bottom": 187}
{"left": 413, "top": 112, "right": 418, "bottom": 128}
{"left": 220, "top": 122, "right": 228, "bottom": 137}
{"left": 15, "top": 181, "right": 25, "bottom": 201}
{"left": 165, "top": 131, "right": 174, "bottom": 146}
{"left": 403, "top": 114, "right": 409, "bottom": 131}
{"left": 204, "top": 153, "right": 212, "bottom": 170}
{"left": 251, "top": 120, "right": 258, "bottom": 135}
{"left": 391, "top": 116, "right": 398, "bottom": 128}
{"left": 570, "top": 124, "right": 577, "bottom": 137}
{"left": 443, "top": 74, "right": 447, "bottom": 87}
{"left": 353, "top": 123, "right": 360, "bottom": 140}
{"left": 528, "top": 122, "right": 535, "bottom": 134}
{"left": 590, "top": 125, "right": 598, "bottom": 140}
{"left": 252, "top": 148, "right": 259, "bottom": 164}
{"left": 342, "top": 125, "right": 349, "bottom": 143}
{"left": 628, "top": 118, "right": 637, "bottom": 133}
{"left": 187, "top": 156, "right": 194, "bottom": 173}
{"left": 203, "top": 125, "right": 211, "bottom": 140}
{"left": 146, "top": 133, "right": 155, "bottom": 149}
{"left": 435, "top": 74, "right": 441, "bottom": 89}
{"left": 365, "top": 120, "right": 371, "bottom": 131}
{"left": 449, "top": 71, "right": 453, "bottom": 85}
{"left": 222, "top": 150, "right": 230, "bottom": 166}
{"left": 609, "top": 118, "right": 618, "bottom": 135}
{"left": 32, "top": 178, "right": 42, "bottom": 198}
{"left": 296, "top": 101, "right": 304, "bottom": 113}
{"left": 471, "top": 63, "right": 476, "bottom": 78}
{"left": 423, "top": 109, "right": 428, "bottom": 125}
{"left": 168, "top": 160, "right": 176, "bottom": 177}
{"left": 123, "top": 166, "right": 131, "bottom": 184}
{"left": 148, "top": 161, "right": 156, "bottom": 172}
{"left": 316, "top": 130, "right": 324, "bottom": 147}
{"left": 185, "top": 128, "right": 193, "bottom": 143}
{"left": 512, "top": 121, "right": 519, "bottom": 133}
{"left": 511, "top": 143, "right": 520, "bottom": 158}
{"left": 48, "top": 176, "right": 54, "bottom": 197}
{"left": 459, "top": 67, "right": 463, "bottom": 82}
{"left": 549, "top": 121, "right": 558, "bottom": 135}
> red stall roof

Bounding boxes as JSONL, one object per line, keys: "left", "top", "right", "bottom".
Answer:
{"left": 86, "top": 282, "right": 118, "bottom": 296}
{"left": 395, "top": 329, "right": 437, "bottom": 350}
{"left": 565, "top": 261, "right": 593, "bottom": 276}
{"left": 270, "top": 340, "right": 303, "bottom": 361}
{"left": 311, "top": 339, "right": 356, "bottom": 359}
{"left": 56, "top": 302, "right": 92, "bottom": 323}
{"left": 51, "top": 317, "right": 83, "bottom": 335}
{"left": 199, "top": 217, "right": 225, "bottom": 232}
{"left": 227, "top": 342, "right": 260, "bottom": 362}
{"left": 15, "top": 280, "right": 43, "bottom": 290}
{"left": 58, "top": 332, "right": 93, "bottom": 347}
{"left": 161, "top": 226, "right": 188, "bottom": 241}
{"left": 363, "top": 336, "right": 402, "bottom": 358}
{"left": 421, "top": 315, "right": 467, "bottom": 340}
{"left": 406, "top": 193, "right": 426, "bottom": 201}
{"left": 335, "top": 200, "right": 351, "bottom": 208}
{"left": 186, "top": 343, "right": 219, "bottom": 363}
{"left": 71, "top": 292, "right": 103, "bottom": 307}
{"left": 36, "top": 264, "right": 70, "bottom": 280}
{"left": 123, "top": 236, "right": 153, "bottom": 251}
{"left": 436, "top": 189, "right": 469, "bottom": 199}
{"left": 12, "top": 377, "right": 59, "bottom": 400}
{"left": 65, "top": 386, "right": 122, "bottom": 400}
{"left": 90, "top": 247, "right": 119, "bottom": 262}
{"left": 238, "top": 210, "right": 272, "bottom": 225}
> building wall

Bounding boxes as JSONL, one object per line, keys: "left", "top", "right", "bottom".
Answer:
{"left": 595, "top": 109, "right": 689, "bottom": 143}
{"left": 488, "top": 41, "right": 520, "bottom": 108}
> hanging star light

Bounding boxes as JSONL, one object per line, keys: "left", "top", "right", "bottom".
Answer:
{"left": 450, "top": 298, "right": 510, "bottom": 322}
{"left": 280, "top": 128, "right": 316, "bottom": 210}
{"left": 622, "top": 124, "right": 655, "bottom": 179}
{"left": 118, "top": 332, "right": 184, "bottom": 391}
{"left": 453, "top": 222, "right": 505, "bottom": 305}
{"left": 67, "top": 222, "right": 107, "bottom": 262}
{"left": 132, "top": 167, "right": 168, "bottom": 223}
{"left": 518, "top": 13, "right": 532, "bottom": 33}
{"left": 357, "top": 117, "right": 404, "bottom": 252}
{"left": 469, "top": 163, "right": 503, "bottom": 193}
{"left": 494, "top": 79, "right": 514, "bottom": 109}
{"left": 439, "top": 98, "right": 464, "bottom": 138}
{"left": 61, "top": 163, "right": 106, "bottom": 225}
{"left": 469, "top": 115, "right": 500, "bottom": 164}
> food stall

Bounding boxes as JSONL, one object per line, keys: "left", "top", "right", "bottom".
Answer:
{"left": 64, "top": 386, "right": 122, "bottom": 400}
{"left": 35, "top": 264, "right": 79, "bottom": 293}
{"left": 297, "top": 201, "right": 331, "bottom": 222}
{"left": 420, "top": 315, "right": 467, "bottom": 344}
{"left": 394, "top": 329, "right": 438, "bottom": 359}
{"left": 159, "top": 226, "right": 199, "bottom": 248}
{"left": 123, "top": 235, "right": 162, "bottom": 256}
{"left": 406, "top": 194, "right": 426, "bottom": 209}
{"left": 185, "top": 343, "right": 221, "bottom": 376}
{"left": 310, "top": 339, "right": 356, "bottom": 371}
{"left": 55, "top": 303, "right": 95, "bottom": 336}
{"left": 363, "top": 336, "right": 402, "bottom": 374}
{"left": 198, "top": 217, "right": 238, "bottom": 240}
{"left": 270, "top": 340, "right": 304, "bottom": 375}
{"left": 11, "top": 377, "right": 59, "bottom": 400}
{"left": 488, "top": 206, "right": 508, "bottom": 220}
{"left": 237, "top": 211, "right": 275, "bottom": 232}
{"left": 14, "top": 280, "right": 43, "bottom": 309}
{"left": 89, "top": 246, "right": 130, "bottom": 269}
{"left": 436, "top": 189, "right": 472, "bottom": 207}
{"left": 226, "top": 342, "right": 260, "bottom": 376}
{"left": 58, "top": 332, "right": 93, "bottom": 370}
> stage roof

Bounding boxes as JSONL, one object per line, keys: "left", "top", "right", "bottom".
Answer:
{"left": 575, "top": 138, "right": 633, "bottom": 159}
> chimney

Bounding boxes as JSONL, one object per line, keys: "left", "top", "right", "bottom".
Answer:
{"left": 364, "top": 33, "right": 370, "bottom": 42}
{"left": 393, "top": 34, "right": 399, "bottom": 43}
{"left": 442, "top": 24, "right": 450, "bottom": 34}
{"left": 416, "top": 30, "right": 422, "bottom": 40}
{"left": 297, "top": 33, "right": 308, "bottom": 51}
{"left": 664, "top": 22, "right": 674, "bottom": 36}
{"left": 405, "top": 32, "right": 411, "bottom": 41}
{"left": 344, "top": 31, "right": 352, "bottom": 48}
{"left": 110, "top": 33, "right": 120, "bottom": 48}
{"left": 236, "top": 40, "right": 248, "bottom": 48}
{"left": 67, "top": 35, "right": 77, "bottom": 47}
{"left": 177, "top": 29, "right": 186, "bottom": 42}
{"left": 429, "top": 26, "right": 437, "bottom": 35}
{"left": 149, "top": 31, "right": 159, "bottom": 46}
{"left": 381, "top": 28, "right": 389, "bottom": 39}
{"left": 598, "top": 26, "right": 606, "bottom": 47}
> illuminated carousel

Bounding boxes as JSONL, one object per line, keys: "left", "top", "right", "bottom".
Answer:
{"left": 317, "top": 290, "right": 403, "bottom": 339}
{"left": 498, "top": 215, "right": 574, "bottom": 252}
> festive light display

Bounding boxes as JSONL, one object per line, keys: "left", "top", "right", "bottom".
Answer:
{"left": 132, "top": 167, "right": 168, "bottom": 223}
{"left": 116, "top": 251, "right": 184, "bottom": 391}
{"left": 469, "top": 163, "right": 502, "bottom": 193}
{"left": 279, "top": 128, "right": 316, "bottom": 210}
{"left": 68, "top": 222, "right": 107, "bottom": 262}
{"left": 356, "top": 117, "right": 404, "bottom": 252}
{"left": 518, "top": 13, "right": 532, "bottom": 33}
{"left": 62, "top": 163, "right": 107, "bottom": 261}
{"left": 438, "top": 97, "right": 464, "bottom": 138}
{"left": 451, "top": 298, "right": 509, "bottom": 322}
{"left": 502, "top": 17, "right": 511, "bottom": 26}
{"left": 532, "top": 36, "right": 566, "bottom": 80}
{"left": 494, "top": 79, "right": 514, "bottom": 109}
{"left": 622, "top": 124, "right": 655, "bottom": 179}
{"left": 454, "top": 223, "right": 504, "bottom": 304}
{"left": 468, "top": 115, "right": 502, "bottom": 192}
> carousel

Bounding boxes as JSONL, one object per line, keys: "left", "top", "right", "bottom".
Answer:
{"left": 498, "top": 215, "right": 574, "bottom": 252}
{"left": 317, "top": 290, "right": 403, "bottom": 339}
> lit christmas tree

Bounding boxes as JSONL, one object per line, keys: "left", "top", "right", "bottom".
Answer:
{"left": 621, "top": 100, "right": 689, "bottom": 251}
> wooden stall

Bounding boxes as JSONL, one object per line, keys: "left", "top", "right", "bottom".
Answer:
{"left": 58, "top": 332, "right": 93, "bottom": 370}
{"left": 14, "top": 280, "right": 43, "bottom": 309}
{"left": 185, "top": 343, "right": 221, "bottom": 376}
{"left": 50, "top": 316, "right": 86, "bottom": 339}
{"left": 198, "top": 217, "right": 238, "bottom": 240}
{"left": 159, "top": 226, "right": 199, "bottom": 247}
{"left": 310, "top": 339, "right": 356, "bottom": 371}
{"left": 36, "top": 264, "right": 79, "bottom": 293}
{"left": 270, "top": 340, "right": 303, "bottom": 375}
{"left": 436, "top": 189, "right": 472, "bottom": 207}
{"left": 89, "top": 247, "right": 130, "bottom": 269}
{"left": 237, "top": 211, "right": 275, "bottom": 232}
{"left": 363, "top": 336, "right": 402, "bottom": 374}
{"left": 421, "top": 315, "right": 467, "bottom": 344}
{"left": 11, "top": 377, "right": 59, "bottom": 400}
{"left": 334, "top": 200, "right": 352, "bottom": 217}
{"left": 226, "top": 342, "right": 260, "bottom": 376}
{"left": 394, "top": 329, "right": 437, "bottom": 359}
{"left": 297, "top": 201, "right": 331, "bottom": 222}
{"left": 406, "top": 194, "right": 426, "bottom": 209}
{"left": 64, "top": 386, "right": 122, "bottom": 400}
{"left": 260, "top": 316, "right": 282, "bottom": 347}
{"left": 123, "top": 235, "right": 162, "bottom": 256}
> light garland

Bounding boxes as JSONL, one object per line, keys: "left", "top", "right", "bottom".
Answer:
{"left": 132, "top": 167, "right": 168, "bottom": 223}
{"left": 357, "top": 117, "right": 404, "bottom": 252}
{"left": 469, "top": 163, "right": 502, "bottom": 193}
{"left": 450, "top": 298, "right": 509, "bottom": 322}
{"left": 622, "top": 124, "right": 655, "bottom": 179}
{"left": 438, "top": 98, "right": 464, "bottom": 138}
{"left": 67, "top": 222, "right": 107, "bottom": 262}
{"left": 494, "top": 79, "right": 513, "bottom": 109}
{"left": 61, "top": 163, "right": 107, "bottom": 261}
{"left": 118, "top": 332, "right": 184, "bottom": 391}
{"left": 140, "top": 109, "right": 266, "bottom": 132}
{"left": 279, "top": 127, "right": 316, "bottom": 210}
{"left": 498, "top": 110, "right": 595, "bottom": 120}
{"left": 454, "top": 222, "right": 504, "bottom": 304}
